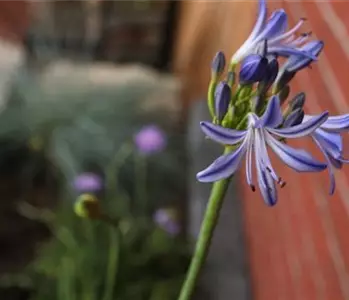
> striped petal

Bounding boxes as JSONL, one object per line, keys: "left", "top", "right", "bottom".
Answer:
{"left": 284, "top": 40, "right": 324, "bottom": 73}
{"left": 196, "top": 141, "right": 247, "bottom": 182}
{"left": 268, "top": 46, "right": 317, "bottom": 60}
{"left": 255, "top": 137, "right": 277, "bottom": 206}
{"left": 249, "top": 0, "right": 268, "bottom": 41}
{"left": 259, "top": 9, "right": 288, "bottom": 40}
{"left": 312, "top": 136, "right": 336, "bottom": 195}
{"left": 266, "top": 132, "right": 327, "bottom": 172}
{"left": 313, "top": 129, "right": 342, "bottom": 158}
{"left": 255, "top": 95, "right": 283, "bottom": 128}
{"left": 200, "top": 121, "right": 247, "bottom": 145}
{"left": 231, "top": 0, "right": 267, "bottom": 63}
{"left": 245, "top": 131, "right": 254, "bottom": 189}
{"left": 268, "top": 111, "right": 328, "bottom": 138}
{"left": 305, "top": 114, "right": 349, "bottom": 132}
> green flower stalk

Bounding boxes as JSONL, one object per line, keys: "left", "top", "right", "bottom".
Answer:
{"left": 178, "top": 151, "right": 231, "bottom": 300}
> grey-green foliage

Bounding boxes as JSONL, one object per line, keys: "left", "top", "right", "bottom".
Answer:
{"left": 1, "top": 66, "right": 186, "bottom": 197}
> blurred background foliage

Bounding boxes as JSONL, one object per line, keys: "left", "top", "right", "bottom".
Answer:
{"left": 0, "top": 1, "right": 190, "bottom": 299}
{"left": 0, "top": 66, "right": 189, "bottom": 300}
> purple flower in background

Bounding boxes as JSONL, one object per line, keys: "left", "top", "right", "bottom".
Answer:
{"left": 134, "top": 125, "right": 167, "bottom": 154}
{"left": 153, "top": 208, "right": 180, "bottom": 236}
{"left": 73, "top": 173, "right": 103, "bottom": 193}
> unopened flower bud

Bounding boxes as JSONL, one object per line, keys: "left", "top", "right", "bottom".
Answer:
{"left": 74, "top": 194, "right": 101, "bottom": 219}
{"left": 277, "top": 70, "right": 296, "bottom": 91}
{"left": 265, "top": 58, "right": 279, "bottom": 87}
{"left": 214, "top": 81, "right": 231, "bottom": 122}
{"left": 289, "top": 92, "right": 306, "bottom": 110}
{"left": 258, "top": 58, "right": 279, "bottom": 94}
{"left": 279, "top": 85, "right": 290, "bottom": 105}
{"left": 283, "top": 108, "right": 304, "bottom": 127}
{"left": 211, "top": 51, "right": 226, "bottom": 77}
{"left": 253, "top": 95, "right": 264, "bottom": 114}
{"left": 239, "top": 54, "right": 268, "bottom": 84}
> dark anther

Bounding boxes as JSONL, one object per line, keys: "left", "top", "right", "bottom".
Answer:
{"left": 300, "top": 17, "right": 307, "bottom": 21}
{"left": 250, "top": 185, "right": 256, "bottom": 192}
{"left": 301, "top": 31, "right": 312, "bottom": 37}
{"left": 280, "top": 181, "right": 287, "bottom": 188}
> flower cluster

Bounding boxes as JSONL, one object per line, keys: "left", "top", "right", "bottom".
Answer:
{"left": 199, "top": 0, "right": 349, "bottom": 205}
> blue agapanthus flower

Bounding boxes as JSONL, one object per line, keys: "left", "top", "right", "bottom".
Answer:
{"left": 199, "top": 0, "right": 347, "bottom": 206}
{"left": 231, "top": 0, "right": 316, "bottom": 64}
{"left": 197, "top": 97, "right": 328, "bottom": 205}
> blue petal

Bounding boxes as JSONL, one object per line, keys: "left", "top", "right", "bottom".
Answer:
{"left": 313, "top": 129, "right": 342, "bottom": 158}
{"left": 266, "top": 132, "right": 327, "bottom": 172}
{"left": 268, "top": 46, "right": 318, "bottom": 60}
{"left": 249, "top": 0, "right": 268, "bottom": 41}
{"left": 196, "top": 142, "right": 247, "bottom": 182}
{"left": 309, "top": 114, "right": 349, "bottom": 132}
{"left": 301, "top": 40, "right": 324, "bottom": 53}
{"left": 269, "top": 111, "right": 328, "bottom": 138}
{"left": 200, "top": 122, "right": 247, "bottom": 145}
{"left": 255, "top": 95, "right": 283, "bottom": 128}
{"left": 255, "top": 129, "right": 280, "bottom": 181}
{"left": 255, "top": 142, "right": 277, "bottom": 206}
{"left": 259, "top": 9, "right": 288, "bottom": 40}
{"left": 284, "top": 40, "right": 324, "bottom": 73}
{"left": 245, "top": 132, "right": 254, "bottom": 188}
{"left": 312, "top": 136, "right": 336, "bottom": 195}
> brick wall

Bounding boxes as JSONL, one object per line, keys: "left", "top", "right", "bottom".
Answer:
{"left": 0, "top": 1, "right": 29, "bottom": 43}
{"left": 242, "top": 1, "right": 349, "bottom": 300}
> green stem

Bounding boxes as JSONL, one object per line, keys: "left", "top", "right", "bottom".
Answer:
{"left": 177, "top": 175, "right": 231, "bottom": 300}
{"left": 208, "top": 80, "right": 217, "bottom": 118}
{"left": 102, "top": 227, "right": 121, "bottom": 300}
{"left": 135, "top": 154, "right": 147, "bottom": 215}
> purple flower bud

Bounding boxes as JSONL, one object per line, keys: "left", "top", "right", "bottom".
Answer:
{"left": 289, "top": 92, "right": 306, "bottom": 110}
{"left": 265, "top": 58, "right": 279, "bottom": 86}
{"left": 211, "top": 51, "right": 226, "bottom": 75}
{"left": 214, "top": 81, "right": 231, "bottom": 122}
{"left": 277, "top": 71, "right": 296, "bottom": 91}
{"left": 73, "top": 173, "right": 103, "bottom": 193}
{"left": 239, "top": 54, "right": 268, "bottom": 84}
{"left": 279, "top": 85, "right": 290, "bottom": 105}
{"left": 258, "top": 58, "right": 279, "bottom": 94}
{"left": 134, "top": 125, "right": 167, "bottom": 155}
{"left": 283, "top": 108, "right": 304, "bottom": 127}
